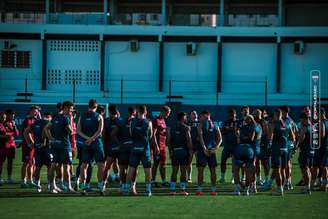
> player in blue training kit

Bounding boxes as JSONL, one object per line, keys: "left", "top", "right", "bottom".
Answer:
{"left": 24, "top": 112, "right": 53, "bottom": 193}
{"left": 317, "top": 109, "right": 328, "bottom": 191}
{"left": 254, "top": 109, "right": 269, "bottom": 186}
{"left": 233, "top": 115, "right": 256, "bottom": 196}
{"left": 196, "top": 111, "right": 222, "bottom": 196}
{"left": 266, "top": 109, "right": 295, "bottom": 196}
{"left": 111, "top": 107, "right": 137, "bottom": 195}
{"left": 126, "top": 105, "right": 153, "bottom": 196}
{"left": 297, "top": 112, "right": 316, "bottom": 194}
{"left": 45, "top": 101, "right": 75, "bottom": 193}
{"left": 168, "top": 112, "right": 193, "bottom": 195}
{"left": 186, "top": 110, "right": 199, "bottom": 183}
{"left": 280, "top": 105, "right": 298, "bottom": 190}
{"left": 102, "top": 105, "right": 121, "bottom": 189}
{"left": 76, "top": 99, "right": 105, "bottom": 195}
{"left": 220, "top": 109, "right": 239, "bottom": 184}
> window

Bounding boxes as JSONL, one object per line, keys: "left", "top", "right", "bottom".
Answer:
{"left": 1, "top": 50, "right": 31, "bottom": 68}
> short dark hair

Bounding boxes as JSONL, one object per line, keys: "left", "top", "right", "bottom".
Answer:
{"left": 200, "top": 110, "right": 210, "bottom": 116}
{"left": 228, "top": 108, "right": 236, "bottom": 114}
{"left": 43, "top": 112, "right": 52, "bottom": 117}
{"left": 96, "top": 105, "right": 105, "bottom": 114}
{"left": 108, "top": 104, "right": 119, "bottom": 115}
{"left": 56, "top": 102, "right": 62, "bottom": 111}
{"left": 161, "top": 105, "right": 171, "bottom": 113}
{"left": 300, "top": 112, "right": 308, "bottom": 119}
{"left": 62, "top": 101, "right": 74, "bottom": 109}
{"left": 88, "top": 99, "right": 97, "bottom": 109}
{"left": 5, "top": 109, "right": 14, "bottom": 115}
{"left": 138, "top": 105, "right": 147, "bottom": 114}
{"left": 177, "top": 112, "right": 187, "bottom": 121}
{"left": 280, "top": 105, "right": 290, "bottom": 113}
{"left": 241, "top": 105, "right": 249, "bottom": 111}
{"left": 128, "top": 106, "right": 136, "bottom": 115}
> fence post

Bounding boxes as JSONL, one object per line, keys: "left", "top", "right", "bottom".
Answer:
{"left": 73, "top": 78, "right": 76, "bottom": 103}
{"left": 265, "top": 77, "right": 268, "bottom": 106}
{"left": 120, "top": 79, "right": 123, "bottom": 104}
{"left": 216, "top": 92, "right": 219, "bottom": 105}
{"left": 25, "top": 77, "right": 28, "bottom": 101}
{"left": 168, "top": 80, "right": 172, "bottom": 103}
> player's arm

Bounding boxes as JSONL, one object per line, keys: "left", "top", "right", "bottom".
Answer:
{"left": 288, "top": 125, "right": 295, "bottom": 142}
{"left": 23, "top": 126, "right": 34, "bottom": 146}
{"left": 249, "top": 130, "right": 256, "bottom": 142}
{"left": 151, "top": 121, "right": 159, "bottom": 152}
{"left": 197, "top": 122, "right": 208, "bottom": 155}
{"left": 186, "top": 127, "right": 193, "bottom": 163}
{"left": 296, "top": 125, "right": 306, "bottom": 149}
{"left": 148, "top": 121, "right": 153, "bottom": 142}
{"left": 166, "top": 127, "right": 171, "bottom": 151}
{"left": 44, "top": 123, "right": 53, "bottom": 140}
{"left": 320, "top": 121, "right": 325, "bottom": 139}
{"left": 87, "top": 115, "right": 104, "bottom": 145}
{"left": 212, "top": 127, "right": 222, "bottom": 154}
{"left": 76, "top": 117, "right": 90, "bottom": 140}
{"left": 65, "top": 117, "right": 72, "bottom": 135}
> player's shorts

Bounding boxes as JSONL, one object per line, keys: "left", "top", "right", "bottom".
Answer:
{"left": 298, "top": 150, "right": 315, "bottom": 168}
{"left": 104, "top": 145, "right": 120, "bottom": 159}
{"left": 129, "top": 149, "right": 151, "bottom": 168}
{"left": 52, "top": 147, "right": 72, "bottom": 165}
{"left": 35, "top": 147, "right": 53, "bottom": 167}
{"left": 313, "top": 147, "right": 327, "bottom": 167}
{"left": 323, "top": 151, "right": 328, "bottom": 167}
{"left": 221, "top": 145, "right": 235, "bottom": 162}
{"left": 196, "top": 150, "right": 217, "bottom": 168}
{"left": 82, "top": 138, "right": 105, "bottom": 163}
{"left": 118, "top": 141, "right": 132, "bottom": 166}
{"left": 271, "top": 149, "right": 288, "bottom": 168}
{"left": 171, "top": 148, "right": 188, "bottom": 166}
{"left": 22, "top": 143, "right": 34, "bottom": 164}
{"left": 252, "top": 142, "right": 261, "bottom": 158}
{"left": 192, "top": 141, "right": 200, "bottom": 153}
{"left": 287, "top": 148, "right": 295, "bottom": 161}
{"left": 234, "top": 144, "right": 254, "bottom": 168}
{"left": 153, "top": 148, "right": 166, "bottom": 165}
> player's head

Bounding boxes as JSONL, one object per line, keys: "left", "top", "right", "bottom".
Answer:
{"left": 245, "top": 115, "right": 255, "bottom": 125}
{"left": 43, "top": 112, "right": 52, "bottom": 121}
{"left": 29, "top": 105, "right": 40, "bottom": 118}
{"left": 273, "top": 108, "right": 282, "bottom": 121}
{"left": 303, "top": 106, "right": 311, "bottom": 118}
{"left": 189, "top": 110, "right": 198, "bottom": 121}
{"left": 280, "top": 105, "right": 290, "bottom": 118}
{"left": 5, "top": 109, "right": 15, "bottom": 121}
{"left": 320, "top": 108, "right": 326, "bottom": 119}
{"left": 88, "top": 99, "right": 98, "bottom": 111}
{"left": 137, "top": 105, "right": 147, "bottom": 117}
{"left": 96, "top": 105, "right": 105, "bottom": 116}
{"left": 300, "top": 112, "right": 309, "bottom": 124}
{"left": 56, "top": 102, "right": 62, "bottom": 113}
{"left": 161, "top": 105, "right": 171, "bottom": 119}
{"left": 241, "top": 105, "right": 250, "bottom": 117}
{"left": 253, "top": 109, "right": 262, "bottom": 120}
{"left": 200, "top": 110, "right": 210, "bottom": 120}
{"left": 0, "top": 112, "right": 6, "bottom": 123}
{"left": 128, "top": 106, "right": 137, "bottom": 118}
{"left": 108, "top": 104, "right": 119, "bottom": 119}
{"left": 62, "top": 101, "right": 74, "bottom": 114}
{"left": 177, "top": 112, "right": 187, "bottom": 123}
{"left": 228, "top": 108, "right": 236, "bottom": 119}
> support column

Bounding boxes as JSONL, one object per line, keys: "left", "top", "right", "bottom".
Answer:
{"left": 41, "top": 38, "right": 47, "bottom": 90}
{"left": 159, "top": 39, "right": 164, "bottom": 92}
{"left": 278, "top": 0, "right": 284, "bottom": 26}
{"left": 100, "top": 39, "right": 105, "bottom": 91}
{"left": 276, "top": 38, "right": 281, "bottom": 93}
{"left": 217, "top": 39, "right": 222, "bottom": 92}
{"left": 45, "top": 0, "right": 50, "bottom": 23}
{"left": 161, "top": 0, "right": 167, "bottom": 25}
{"left": 219, "top": 0, "right": 225, "bottom": 26}
{"left": 104, "top": 0, "right": 108, "bottom": 24}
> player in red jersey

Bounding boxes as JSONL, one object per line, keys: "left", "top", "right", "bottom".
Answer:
{"left": 0, "top": 112, "right": 10, "bottom": 185}
{"left": 20, "top": 105, "right": 40, "bottom": 188}
{"left": 151, "top": 105, "right": 171, "bottom": 187}
{"left": 3, "top": 110, "right": 19, "bottom": 184}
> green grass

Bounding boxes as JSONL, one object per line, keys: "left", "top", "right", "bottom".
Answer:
{"left": 0, "top": 149, "right": 327, "bottom": 219}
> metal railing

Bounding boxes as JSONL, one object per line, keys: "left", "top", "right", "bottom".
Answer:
{"left": 0, "top": 77, "right": 271, "bottom": 105}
